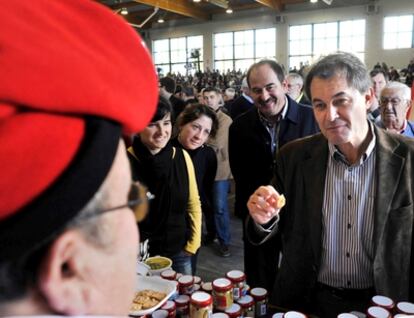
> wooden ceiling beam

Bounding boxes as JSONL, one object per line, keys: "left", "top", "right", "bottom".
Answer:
{"left": 254, "top": 0, "right": 285, "bottom": 11}
{"left": 131, "top": 0, "right": 210, "bottom": 20}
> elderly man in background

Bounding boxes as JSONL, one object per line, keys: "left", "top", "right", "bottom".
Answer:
{"left": 228, "top": 77, "right": 254, "bottom": 119}
{"left": 379, "top": 81, "right": 414, "bottom": 136}
{"left": 368, "top": 68, "right": 389, "bottom": 123}
{"left": 286, "top": 72, "right": 311, "bottom": 105}
{"left": 0, "top": 1, "right": 157, "bottom": 316}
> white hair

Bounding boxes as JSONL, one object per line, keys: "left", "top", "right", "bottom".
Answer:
{"left": 382, "top": 81, "right": 411, "bottom": 100}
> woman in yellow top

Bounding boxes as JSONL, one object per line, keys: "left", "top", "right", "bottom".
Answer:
{"left": 128, "top": 96, "right": 201, "bottom": 274}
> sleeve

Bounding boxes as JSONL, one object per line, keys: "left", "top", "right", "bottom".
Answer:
{"left": 182, "top": 149, "right": 202, "bottom": 255}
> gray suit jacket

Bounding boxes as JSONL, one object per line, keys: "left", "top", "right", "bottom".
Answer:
{"left": 248, "top": 126, "right": 414, "bottom": 308}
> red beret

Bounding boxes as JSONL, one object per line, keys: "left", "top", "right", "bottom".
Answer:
{"left": 0, "top": 0, "right": 158, "bottom": 220}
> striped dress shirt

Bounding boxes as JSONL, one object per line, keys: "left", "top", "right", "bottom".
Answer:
{"left": 318, "top": 127, "right": 376, "bottom": 289}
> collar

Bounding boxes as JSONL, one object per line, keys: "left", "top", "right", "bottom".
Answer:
{"left": 242, "top": 93, "right": 254, "bottom": 104}
{"left": 295, "top": 92, "right": 304, "bottom": 103}
{"left": 328, "top": 121, "right": 376, "bottom": 166}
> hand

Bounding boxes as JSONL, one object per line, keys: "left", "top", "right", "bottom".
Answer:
{"left": 247, "top": 185, "right": 284, "bottom": 225}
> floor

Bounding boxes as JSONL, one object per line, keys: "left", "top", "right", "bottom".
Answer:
{"left": 195, "top": 188, "right": 245, "bottom": 282}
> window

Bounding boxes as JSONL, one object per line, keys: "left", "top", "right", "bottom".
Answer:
{"left": 383, "top": 15, "right": 414, "bottom": 49}
{"left": 152, "top": 35, "right": 203, "bottom": 75}
{"left": 288, "top": 19, "right": 366, "bottom": 70}
{"left": 214, "top": 28, "right": 276, "bottom": 72}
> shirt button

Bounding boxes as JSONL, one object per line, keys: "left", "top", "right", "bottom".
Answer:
{"left": 347, "top": 195, "right": 351, "bottom": 200}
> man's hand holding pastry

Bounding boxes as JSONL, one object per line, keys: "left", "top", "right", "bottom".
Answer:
{"left": 247, "top": 185, "right": 285, "bottom": 225}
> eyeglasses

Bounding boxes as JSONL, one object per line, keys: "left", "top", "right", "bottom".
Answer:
{"left": 92, "top": 182, "right": 154, "bottom": 223}
{"left": 380, "top": 97, "right": 404, "bottom": 107}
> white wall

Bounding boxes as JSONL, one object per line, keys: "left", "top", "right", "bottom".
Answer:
{"left": 148, "top": 0, "right": 414, "bottom": 71}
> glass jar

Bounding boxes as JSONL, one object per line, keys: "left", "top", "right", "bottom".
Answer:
{"left": 366, "top": 306, "right": 391, "bottom": 318}
{"left": 153, "top": 309, "right": 170, "bottom": 318}
{"left": 161, "top": 269, "right": 177, "bottom": 281}
{"left": 212, "top": 313, "right": 229, "bottom": 318}
{"left": 193, "top": 276, "right": 202, "bottom": 285}
{"left": 250, "top": 288, "right": 267, "bottom": 318}
{"left": 161, "top": 300, "right": 177, "bottom": 318}
{"left": 175, "top": 295, "right": 191, "bottom": 318}
{"left": 337, "top": 314, "right": 358, "bottom": 318}
{"left": 283, "top": 311, "right": 307, "bottom": 318}
{"left": 190, "top": 291, "right": 213, "bottom": 318}
{"left": 178, "top": 275, "right": 195, "bottom": 295}
{"left": 396, "top": 301, "right": 414, "bottom": 315}
{"left": 201, "top": 282, "right": 213, "bottom": 294}
{"left": 226, "top": 270, "right": 246, "bottom": 301}
{"left": 236, "top": 295, "right": 254, "bottom": 317}
{"left": 371, "top": 295, "right": 394, "bottom": 311}
{"left": 212, "top": 278, "right": 233, "bottom": 311}
{"left": 224, "top": 303, "right": 242, "bottom": 318}
{"left": 271, "top": 313, "right": 284, "bottom": 318}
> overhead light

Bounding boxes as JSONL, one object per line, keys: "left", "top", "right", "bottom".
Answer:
{"left": 120, "top": 7, "right": 128, "bottom": 15}
{"left": 310, "top": 0, "right": 318, "bottom": 3}
{"left": 157, "top": 16, "right": 165, "bottom": 23}
{"left": 193, "top": 0, "right": 201, "bottom": 2}
{"left": 226, "top": 7, "right": 233, "bottom": 14}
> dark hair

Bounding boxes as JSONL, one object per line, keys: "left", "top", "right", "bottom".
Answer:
{"left": 159, "top": 77, "right": 176, "bottom": 94}
{"left": 151, "top": 95, "right": 173, "bottom": 122}
{"left": 369, "top": 68, "right": 389, "bottom": 82}
{"left": 304, "top": 52, "right": 371, "bottom": 102}
{"left": 203, "top": 86, "right": 221, "bottom": 95}
{"left": 176, "top": 103, "right": 219, "bottom": 138}
{"left": 246, "top": 59, "right": 285, "bottom": 88}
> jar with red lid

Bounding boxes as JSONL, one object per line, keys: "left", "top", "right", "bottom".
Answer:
{"left": 178, "top": 275, "right": 195, "bottom": 295}
{"left": 236, "top": 295, "right": 254, "bottom": 317}
{"left": 396, "top": 301, "right": 414, "bottom": 315}
{"left": 193, "top": 276, "right": 202, "bottom": 285}
{"left": 366, "top": 306, "right": 391, "bottom": 318}
{"left": 190, "top": 291, "right": 213, "bottom": 318}
{"left": 212, "top": 313, "right": 230, "bottom": 318}
{"left": 371, "top": 295, "right": 394, "bottom": 311}
{"left": 224, "top": 303, "right": 242, "bottom": 318}
{"left": 337, "top": 314, "right": 359, "bottom": 318}
{"left": 175, "top": 294, "right": 191, "bottom": 318}
{"left": 226, "top": 270, "right": 246, "bottom": 301}
{"left": 161, "top": 269, "right": 177, "bottom": 281}
{"left": 162, "top": 300, "right": 177, "bottom": 318}
{"left": 271, "top": 313, "right": 284, "bottom": 318}
{"left": 201, "top": 282, "right": 213, "bottom": 294}
{"left": 283, "top": 311, "right": 307, "bottom": 318}
{"left": 212, "top": 278, "right": 233, "bottom": 311}
{"left": 153, "top": 309, "right": 170, "bottom": 318}
{"left": 194, "top": 284, "right": 201, "bottom": 292}
{"left": 250, "top": 288, "right": 267, "bottom": 318}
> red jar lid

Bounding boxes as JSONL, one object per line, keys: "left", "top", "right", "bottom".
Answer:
{"left": 178, "top": 275, "right": 194, "bottom": 287}
{"left": 224, "top": 303, "right": 242, "bottom": 318}
{"left": 193, "top": 276, "right": 202, "bottom": 284}
{"left": 283, "top": 311, "right": 307, "bottom": 318}
{"left": 212, "top": 313, "right": 229, "bottom": 318}
{"left": 212, "top": 278, "right": 232, "bottom": 291}
{"left": 367, "top": 306, "right": 391, "bottom": 318}
{"left": 337, "top": 314, "right": 359, "bottom": 318}
{"left": 201, "top": 282, "right": 213, "bottom": 292}
{"left": 175, "top": 295, "right": 190, "bottom": 306}
{"left": 161, "top": 300, "right": 176, "bottom": 311}
{"left": 397, "top": 302, "right": 414, "bottom": 314}
{"left": 190, "top": 291, "right": 213, "bottom": 307}
{"left": 250, "top": 287, "right": 267, "bottom": 300}
{"left": 226, "top": 270, "right": 246, "bottom": 283}
{"left": 236, "top": 295, "right": 254, "bottom": 308}
{"left": 161, "top": 269, "right": 177, "bottom": 280}
{"left": 372, "top": 295, "right": 394, "bottom": 309}
{"left": 152, "top": 309, "right": 169, "bottom": 318}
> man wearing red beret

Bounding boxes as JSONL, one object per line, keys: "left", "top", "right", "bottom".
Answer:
{"left": 0, "top": 0, "right": 158, "bottom": 316}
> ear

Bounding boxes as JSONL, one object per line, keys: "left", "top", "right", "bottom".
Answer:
{"left": 281, "top": 79, "right": 288, "bottom": 93}
{"left": 405, "top": 100, "right": 413, "bottom": 119}
{"left": 37, "top": 230, "right": 95, "bottom": 315}
{"left": 364, "top": 87, "right": 375, "bottom": 111}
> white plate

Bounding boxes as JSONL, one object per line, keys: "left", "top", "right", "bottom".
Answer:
{"left": 129, "top": 275, "right": 177, "bottom": 317}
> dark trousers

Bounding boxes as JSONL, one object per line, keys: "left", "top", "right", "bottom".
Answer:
{"left": 243, "top": 221, "right": 281, "bottom": 293}
{"left": 311, "top": 283, "right": 374, "bottom": 318}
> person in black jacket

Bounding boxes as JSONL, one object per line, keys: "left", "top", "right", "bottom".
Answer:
{"left": 229, "top": 59, "right": 319, "bottom": 294}
{"left": 173, "top": 103, "right": 219, "bottom": 273}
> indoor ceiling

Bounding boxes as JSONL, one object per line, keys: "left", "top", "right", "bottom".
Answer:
{"left": 97, "top": 0, "right": 373, "bottom": 29}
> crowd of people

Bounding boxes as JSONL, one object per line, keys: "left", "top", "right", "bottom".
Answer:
{"left": 0, "top": 1, "right": 414, "bottom": 317}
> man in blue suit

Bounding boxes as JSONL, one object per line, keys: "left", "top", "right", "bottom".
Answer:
{"left": 229, "top": 59, "right": 319, "bottom": 292}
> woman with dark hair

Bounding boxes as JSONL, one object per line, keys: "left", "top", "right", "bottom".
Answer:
{"left": 127, "top": 96, "right": 202, "bottom": 275}
{"left": 173, "top": 104, "right": 218, "bottom": 272}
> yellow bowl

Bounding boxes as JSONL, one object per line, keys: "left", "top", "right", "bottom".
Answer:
{"left": 144, "top": 256, "right": 172, "bottom": 275}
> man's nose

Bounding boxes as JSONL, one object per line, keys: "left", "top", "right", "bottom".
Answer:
{"left": 260, "top": 89, "right": 270, "bottom": 101}
{"left": 327, "top": 104, "right": 338, "bottom": 121}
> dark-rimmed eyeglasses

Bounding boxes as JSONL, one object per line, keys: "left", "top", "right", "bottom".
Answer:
{"left": 94, "top": 181, "right": 154, "bottom": 222}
